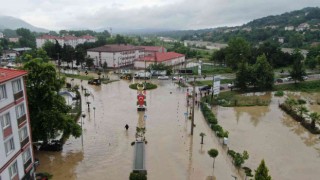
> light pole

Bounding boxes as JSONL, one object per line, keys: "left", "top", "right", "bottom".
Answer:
{"left": 191, "top": 76, "right": 196, "bottom": 135}
{"left": 81, "top": 113, "right": 86, "bottom": 147}
{"left": 86, "top": 101, "right": 91, "bottom": 112}
{"left": 93, "top": 107, "right": 96, "bottom": 118}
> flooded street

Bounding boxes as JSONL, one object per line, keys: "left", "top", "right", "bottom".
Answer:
{"left": 216, "top": 92, "right": 320, "bottom": 180}
{"left": 35, "top": 79, "right": 240, "bottom": 180}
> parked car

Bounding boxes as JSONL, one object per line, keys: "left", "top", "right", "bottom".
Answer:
{"left": 158, "top": 75, "right": 169, "bottom": 80}
{"left": 172, "top": 76, "right": 184, "bottom": 80}
{"left": 199, "top": 85, "right": 212, "bottom": 91}
{"left": 227, "top": 83, "right": 234, "bottom": 88}
{"left": 303, "top": 75, "right": 308, "bottom": 80}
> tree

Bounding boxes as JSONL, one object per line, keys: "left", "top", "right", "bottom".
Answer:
{"left": 290, "top": 50, "right": 306, "bottom": 83}
{"left": 225, "top": 37, "right": 251, "bottom": 70}
{"left": 16, "top": 28, "right": 36, "bottom": 48}
{"left": 253, "top": 54, "right": 274, "bottom": 90}
{"left": 309, "top": 112, "right": 320, "bottom": 129}
{"left": 208, "top": 149, "right": 219, "bottom": 168}
{"left": 22, "top": 59, "right": 81, "bottom": 143}
{"left": 235, "top": 62, "right": 251, "bottom": 91}
{"left": 254, "top": 159, "right": 272, "bottom": 180}
{"left": 200, "top": 132, "right": 206, "bottom": 144}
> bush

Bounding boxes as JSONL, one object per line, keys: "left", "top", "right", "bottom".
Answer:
{"left": 129, "top": 83, "right": 157, "bottom": 90}
{"left": 129, "top": 172, "right": 147, "bottom": 180}
{"left": 274, "top": 91, "right": 284, "bottom": 97}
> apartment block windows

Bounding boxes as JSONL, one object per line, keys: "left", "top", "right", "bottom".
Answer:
{"left": 16, "top": 103, "right": 25, "bottom": 118}
{"left": 0, "top": 84, "right": 7, "bottom": 100}
{"left": 5, "top": 137, "right": 15, "bottom": 155}
{"left": 0, "top": 113, "right": 11, "bottom": 129}
{"left": 8, "top": 161, "right": 18, "bottom": 180}
{"left": 12, "top": 79, "right": 22, "bottom": 94}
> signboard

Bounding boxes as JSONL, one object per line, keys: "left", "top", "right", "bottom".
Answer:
{"left": 137, "top": 94, "right": 145, "bottom": 107}
{"left": 198, "top": 60, "right": 202, "bottom": 76}
{"left": 213, "top": 75, "right": 221, "bottom": 95}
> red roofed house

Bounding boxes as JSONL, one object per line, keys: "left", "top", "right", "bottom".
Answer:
{"left": 134, "top": 52, "right": 185, "bottom": 69}
{"left": 137, "top": 46, "right": 166, "bottom": 56}
{"left": 0, "top": 68, "right": 35, "bottom": 180}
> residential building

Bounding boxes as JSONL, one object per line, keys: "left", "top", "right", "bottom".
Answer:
{"left": 1, "top": 50, "right": 18, "bottom": 60}
{"left": 296, "top": 23, "right": 310, "bottom": 31}
{"left": 36, "top": 34, "right": 96, "bottom": 48}
{"left": 278, "top": 37, "right": 285, "bottom": 44}
{"left": 0, "top": 68, "right": 35, "bottom": 180}
{"left": 0, "top": 32, "right": 4, "bottom": 39}
{"left": 134, "top": 52, "right": 185, "bottom": 69}
{"left": 285, "top": 26, "right": 294, "bottom": 31}
{"left": 137, "top": 46, "right": 166, "bottom": 56}
{"left": 87, "top": 44, "right": 145, "bottom": 68}
{"left": 8, "top": 38, "right": 19, "bottom": 43}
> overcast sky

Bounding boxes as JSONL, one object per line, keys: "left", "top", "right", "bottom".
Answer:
{"left": 1, "top": 0, "right": 320, "bottom": 31}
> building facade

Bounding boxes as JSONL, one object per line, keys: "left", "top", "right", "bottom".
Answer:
{"left": 87, "top": 44, "right": 145, "bottom": 68}
{"left": 0, "top": 68, "right": 35, "bottom": 180}
{"left": 36, "top": 34, "right": 96, "bottom": 48}
{"left": 134, "top": 52, "right": 185, "bottom": 69}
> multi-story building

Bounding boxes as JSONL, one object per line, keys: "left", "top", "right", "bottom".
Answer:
{"left": 87, "top": 44, "right": 145, "bottom": 68}
{"left": 134, "top": 52, "right": 185, "bottom": 69}
{"left": 0, "top": 68, "right": 35, "bottom": 180}
{"left": 36, "top": 34, "right": 96, "bottom": 48}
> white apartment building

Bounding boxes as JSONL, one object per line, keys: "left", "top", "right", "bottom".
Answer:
{"left": 87, "top": 44, "right": 145, "bottom": 68}
{"left": 0, "top": 68, "right": 35, "bottom": 180}
{"left": 36, "top": 34, "right": 96, "bottom": 48}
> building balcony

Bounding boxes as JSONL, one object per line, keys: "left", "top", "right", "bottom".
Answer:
{"left": 14, "top": 91, "right": 24, "bottom": 101}
{"left": 20, "top": 136, "right": 29, "bottom": 148}
{"left": 24, "top": 158, "right": 32, "bottom": 170}
{"left": 17, "top": 114, "right": 27, "bottom": 126}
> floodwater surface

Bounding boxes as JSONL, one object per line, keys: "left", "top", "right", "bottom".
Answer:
{"left": 35, "top": 79, "right": 240, "bottom": 180}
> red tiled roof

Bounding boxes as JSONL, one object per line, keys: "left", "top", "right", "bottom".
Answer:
{"left": 138, "top": 52, "right": 184, "bottom": 62}
{"left": 138, "top": 46, "right": 165, "bottom": 52}
{"left": 80, "top": 35, "right": 95, "bottom": 39}
{"left": 63, "top": 35, "right": 78, "bottom": 40}
{"left": 88, "top": 44, "right": 144, "bottom": 52}
{"left": 0, "top": 68, "right": 27, "bottom": 83}
{"left": 37, "top": 34, "right": 63, "bottom": 40}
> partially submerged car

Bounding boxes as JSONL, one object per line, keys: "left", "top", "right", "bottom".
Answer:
{"left": 158, "top": 75, "right": 169, "bottom": 80}
{"left": 88, "top": 78, "right": 101, "bottom": 85}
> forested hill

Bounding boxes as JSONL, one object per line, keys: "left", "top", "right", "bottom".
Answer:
{"left": 246, "top": 7, "right": 320, "bottom": 27}
{"left": 157, "top": 7, "right": 320, "bottom": 49}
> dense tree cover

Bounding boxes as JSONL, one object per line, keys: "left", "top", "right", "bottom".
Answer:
{"left": 290, "top": 49, "right": 306, "bottom": 83}
{"left": 167, "top": 42, "right": 198, "bottom": 59}
{"left": 16, "top": 28, "right": 36, "bottom": 48}
{"left": 254, "top": 159, "right": 272, "bottom": 180}
{"left": 58, "top": 29, "right": 110, "bottom": 38}
{"left": 235, "top": 54, "right": 274, "bottom": 91}
{"left": 18, "top": 48, "right": 50, "bottom": 62}
{"left": 225, "top": 37, "right": 251, "bottom": 70}
{"left": 22, "top": 59, "right": 81, "bottom": 143}
{"left": 305, "top": 45, "right": 320, "bottom": 69}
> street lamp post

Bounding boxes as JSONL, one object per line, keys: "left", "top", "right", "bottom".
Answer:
{"left": 191, "top": 76, "right": 196, "bottom": 135}
{"left": 86, "top": 101, "right": 91, "bottom": 112}
{"left": 93, "top": 107, "right": 96, "bottom": 118}
{"left": 81, "top": 113, "right": 86, "bottom": 147}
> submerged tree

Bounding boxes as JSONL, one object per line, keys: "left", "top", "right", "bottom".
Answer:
{"left": 23, "top": 59, "right": 81, "bottom": 143}
{"left": 208, "top": 149, "right": 219, "bottom": 168}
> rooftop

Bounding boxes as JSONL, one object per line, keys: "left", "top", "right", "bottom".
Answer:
{"left": 137, "top": 46, "right": 165, "bottom": 52}
{"left": 88, "top": 44, "right": 144, "bottom": 52}
{"left": 0, "top": 68, "right": 27, "bottom": 83}
{"left": 138, "top": 52, "right": 184, "bottom": 62}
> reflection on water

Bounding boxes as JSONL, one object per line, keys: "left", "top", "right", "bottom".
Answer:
{"left": 217, "top": 91, "right": 320, "bottom": 180}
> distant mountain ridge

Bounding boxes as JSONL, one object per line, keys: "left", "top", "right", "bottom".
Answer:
{"left": 0, "top": 15, "right": 48, "bottom": 32}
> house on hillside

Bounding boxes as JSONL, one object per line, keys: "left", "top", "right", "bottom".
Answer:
{"left": 8, "top": 37, "right": 19, "bottom": 43}
{"left": 285, "top": 26, "right": 294, "bottom": 31}
{"left": 0, "top": 32, "right": 4, "bottom": 39}
{"left": 296, "top": 23, "right": 310, "bottom": 31}
{"left": 36, "top": 34, "right": 96, "bottom": 48}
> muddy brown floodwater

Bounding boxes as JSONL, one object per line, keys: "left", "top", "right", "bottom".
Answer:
{"left": 215, "top": 92, "right": 320, "bottom": 180}
{"left": 35, "top": 79, "right": 240, "bottom": 180}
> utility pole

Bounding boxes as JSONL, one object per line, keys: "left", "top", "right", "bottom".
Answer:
{"left": 191, "top": 76, "right": 196, "bottom": 135}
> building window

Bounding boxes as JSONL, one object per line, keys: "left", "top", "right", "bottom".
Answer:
{"left": 0, "top": 113, "right": 11, "bottom": 129}
{"left": 15, "top": 103, "right": 25, "bottom": 118}
{"left": 0, "top": 84, "right": 7, "bottom": 100}
{"left": 8, "top": 161, "right": 18, "bottom": 179}
{"left": 5, "top": 137, "right": 15, "bottom": 155}
{"left": 22, "top": 148, "right": 31, "bottom": 163}
{"left": 12, "top": 79, "right": 22, "bottom": 94}
{"left": 19, "top": 126, "right": 28, "bottom": 142}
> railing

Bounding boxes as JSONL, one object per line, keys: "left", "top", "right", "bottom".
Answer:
{"left": 17, "top": 114, "right": 27, "bottom": 126}
{"left": 20, "top": 136, "right": 29, "bottom": 148}
{"left": 24, "top": 158, "right": 32, "bottom": 170}
{"left": 14, "top": 91, "right": 23, "bottom": 101}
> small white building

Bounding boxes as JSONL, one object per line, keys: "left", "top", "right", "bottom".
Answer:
{"left": 87, "top": 44, "right": 145, "bottom": 68}
{"left": 134, "top": 52, "right": 185, "bottom": 69}
{"left": 0, "top": 32, "right": 4, "bottom": 39}
{"left": 0, "top": 68, "right": 35, "bottom": 180}
{"left": 36, "top": 34, "right": 96, "bottom": 48}
{"left": 1, "top": 50, "right": 18, "bottom": 60}
{"left": 285, "top": 26, "right": 294, "bottom": 31}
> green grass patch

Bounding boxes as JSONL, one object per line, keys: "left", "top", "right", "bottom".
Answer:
{"left": 187, "top": 65, "right": 233, "bottom": 75}
{"left": 189, "top": 79, "right": 234, "bottom": 86}
{"left": 274, "top": 91, "right": 284, "bottom": 97}
{"left": 203, "top": 91, "right": 270, "bottom": 107}
{"left": 274, "top": 80, "right": 320, "bottom": 92}
{"left": 129, "top": 82, "right": 157, "bottom": 90}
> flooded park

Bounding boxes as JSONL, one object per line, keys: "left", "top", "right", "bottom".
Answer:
{"left": 34, "top": 77, "right": 320, "bottom": 180}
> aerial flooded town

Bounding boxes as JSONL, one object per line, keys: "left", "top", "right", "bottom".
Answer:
{"left": 1, "top": 1, "right": 320, "bottom": 180}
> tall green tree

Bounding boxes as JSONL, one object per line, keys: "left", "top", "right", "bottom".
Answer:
{"left": 23, "top": 59, "right": 81, "bottom": 143}
{"left": 254, "top": 159, "right": 272, "bottom": 180}
{"left": 225, "top": 37, "right": 251, "bottom": 70}
{"left": 253, "top": 54, "right": 274, "bottom": 90}
{"left": 235, "top": 62, "right": 251, "bottom": 91}
{"left": 290, "top": 49, "right": 306, "bottom": 83}
{"left": 16, "top": 28, "right": 36, "bottom": 48}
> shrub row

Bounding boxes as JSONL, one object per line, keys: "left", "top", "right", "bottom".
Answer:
{"left": 227, "top": 149, "right": 249, "bottom": 168}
